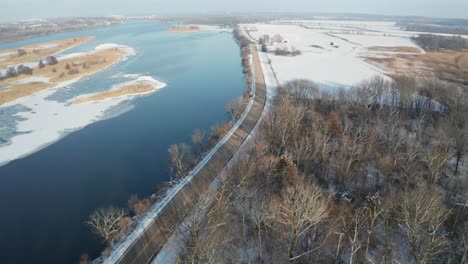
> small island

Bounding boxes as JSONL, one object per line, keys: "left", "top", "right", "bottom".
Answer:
{"left": 73, "top": 77, "right": 167, "bottom": 104}
{"left": 167, "top": 25, "right": 201, "bottom": 33}
{"left": 0, "top": 43, "right": 134, "bottom": 106}
{"left": 0, "top": 36, "right": 94, "bottom": 68}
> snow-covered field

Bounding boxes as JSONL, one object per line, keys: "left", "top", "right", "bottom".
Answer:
{"left": 241, "top": 20, "right": 465, "bottom": 87}
{"left": 0, "top": 44, "right": 166, "bottom": 166}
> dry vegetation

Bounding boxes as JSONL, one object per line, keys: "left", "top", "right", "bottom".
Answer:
{"left": 0, "top": 46, "right": 131, "bottom": 106}
{"left": 73, "top": 82, "right": 157, "bottom": 104}
{"left": 367, "top": 46, "right": 422, "bottom": 53}
{"left": 364, "top": 35, "right": 468, "bottom": 85}
{"left": 0, "top": 82, "right": 54, "bottom": 105}
{"left": 0, "top": 36, "right": 94, "bottom": 68}
{"left": 364, "top": 50, "right": 468, "bottom": 85}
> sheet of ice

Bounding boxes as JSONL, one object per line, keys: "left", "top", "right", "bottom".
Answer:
{"left": 0, "top": 75, "right": 166, "bottom": 166}
{"left": 111, "top": 73, "right": 142, "bottom": 79}
{"left": 122, "top": 73, "right": 141, "bottom": 78}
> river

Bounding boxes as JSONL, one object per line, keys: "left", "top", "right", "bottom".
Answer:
{"left": 0, "top": 21, "right": 245, "bottom": 263}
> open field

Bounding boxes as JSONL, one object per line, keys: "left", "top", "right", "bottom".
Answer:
{"left": 242, "top": 20, "right": 468, "bottom": 86}
{"left": 0, "top": 44, "right": 133, "bottom": 105}
{"left": 0, "top": 36, "right": 94, "bottom": 68}
{"left": 73, "top": 77, "right": 166, "bottom": 104}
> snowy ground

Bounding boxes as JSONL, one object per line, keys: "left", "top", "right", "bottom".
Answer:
{"left": 0, "top": 44, "right": 165, "bottom": 166}
{"left": 197, "top": 25, "right": 232, "bottom": 33}
{"left": 241, "top": 20, "right": 466, "bottom": 87}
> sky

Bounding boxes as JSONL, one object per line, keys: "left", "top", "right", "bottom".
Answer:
{"left": 1, "top": 0, "right": 468, "bottom": 22}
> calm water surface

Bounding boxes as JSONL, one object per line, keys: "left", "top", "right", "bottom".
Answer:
{"left": 0, "top": 21, "right": 244, "bottom": 263}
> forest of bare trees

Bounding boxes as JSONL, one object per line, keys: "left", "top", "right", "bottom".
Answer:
{"left": 413, "top": 34, "right": 467, "bottom": 51}
{"left": 172, "top": 76, "right": 467, "bottom": 263}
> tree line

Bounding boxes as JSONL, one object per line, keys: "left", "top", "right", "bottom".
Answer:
{"left": 413, "top": 34, "right": 467, "bottom": 51}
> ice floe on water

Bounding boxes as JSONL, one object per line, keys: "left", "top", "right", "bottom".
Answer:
{"left": 111, "top": 73, "right": 142, "bottom": 79}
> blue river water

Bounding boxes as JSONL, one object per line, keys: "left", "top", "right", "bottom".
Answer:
{"left": 0, "top": 21, "right": 244, "bottom": 263}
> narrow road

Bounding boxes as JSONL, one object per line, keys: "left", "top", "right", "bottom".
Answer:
{"left": 105, "top": 43, "right": 267, "bottom": 264}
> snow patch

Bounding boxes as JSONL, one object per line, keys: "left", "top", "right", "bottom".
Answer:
{"left": 95, "top": 43, "right": 136, "bottom": 56}
{"left": 35, "top": 43, "right": 59, "bottom": 49}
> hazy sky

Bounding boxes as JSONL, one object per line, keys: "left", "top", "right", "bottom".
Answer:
{"left": 1, "top": 0, "right": 468, "bottom": 22}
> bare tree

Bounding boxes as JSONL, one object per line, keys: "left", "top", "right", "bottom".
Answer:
{"left": 398, "top": 187, "right": 451, "bottom": 263}
{"left": 192, "top": 129, "right": 205, "bottom": 156}
{"left": 168, "top": 143, "right": 192, "bottom": 181}
{"left": 17, "top": 49, "right": 27, "bottom": 56}
{"left": 79, "top": 254, "right": 92, "bottom": 264}
{"left": 271, "top": 181, "right": 328, "bottom": 260}
{"left": 87, "top": 207, "right": 128, "bottom": 244}
{"left": 246, "top": 192, "right": 273, "bottom": 260}
{"left": 38, "top": 59, "right": 45, "bottom": 69}
{"left": 341, "top": 207, "right": 366, "bottom": 264}
{"left": 423, "top": 144, "right": 449, "bottom": 184}
{"left": 225, "top": 97, "right": 247, "bottom": 123}
{"left": 363, "top": 193, "right": 384, "bottom": 261}
{"left": 181, "top": 188, "right": 232, "bottom": 264}
{"left": 128, "top": 194, "right": 152, "bottom": 216}
{"left": 45, "top": 55, "right": 58, "bottom": 65}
